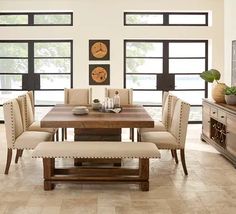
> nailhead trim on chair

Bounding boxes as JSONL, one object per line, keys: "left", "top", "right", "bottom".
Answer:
{"left": 166, "top": 95, "right": 172, "bottom": 129}
{"left": 177, "top": 101, "right": 191, "bottom": 145}
{"left": 3, "top": 101, "right": 16, "bottom": 147}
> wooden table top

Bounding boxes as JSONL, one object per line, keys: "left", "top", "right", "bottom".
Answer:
{"left": 41, "top": 105, "right": 154, "bottom": 129}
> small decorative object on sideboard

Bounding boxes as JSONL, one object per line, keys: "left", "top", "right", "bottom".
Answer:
{"left": 225, "top": 86, "right": 236, "bottom": 105}
{"left": 200, "top": 69, "right": 227, "bottom": 103}
{"left": 92, "top": 99, "right": 102, "bottom": 110}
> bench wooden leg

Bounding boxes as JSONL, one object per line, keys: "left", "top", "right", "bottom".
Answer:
{"left": 43, "top": 158, "right": 55, "bottom": 191}
{"left": 139, "top": 158, "right": 149, "bottom": 191}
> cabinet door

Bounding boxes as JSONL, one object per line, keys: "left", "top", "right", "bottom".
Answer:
{"left": 202, "top": 103, "right": 211, "bottom": 138}
{"left": 226, "top": 114, "right": 236, "bottom": 156}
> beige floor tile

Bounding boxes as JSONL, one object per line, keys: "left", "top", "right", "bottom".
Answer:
{"left": 0, "top": 124, "right": 236, "bottom": 214}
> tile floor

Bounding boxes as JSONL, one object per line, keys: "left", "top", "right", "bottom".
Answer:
{"left": 0, "top": 125, "right": 235, "bottom": 214}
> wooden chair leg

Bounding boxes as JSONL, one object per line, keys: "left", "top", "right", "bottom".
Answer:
{"left": 65, "top": 128, "right": 67, "bottom": 140}
{"left": 137, "top": 132, "right": 141, "bottom": 142}
{"left": 62, "top": 128, "right": 65, "bottom": 141}
{"left": 56, "top": 130, "right": 59, "bottom": 141}
{"left": 19, "top": 149, "right": 24, "bottom": 157}
{"left": 15, "top": 149, "right": 22, "bottom": 164}
{"left": 171, "top": 149, "right": 174, "bottom": 158}
{"left": 173, "top": 149, "right": 178, "bottom": 164}
{"left": 5, "top": 148, "right": 12, "bottom": 175}
{"left": 180, "top": 149, "right": 188, "bottom": 175}
{"left": 129, "top": 128, "right": 134, "bottom": 141}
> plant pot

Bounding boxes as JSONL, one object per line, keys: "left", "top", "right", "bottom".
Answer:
{"left": 212, "top": 83, "right": 227, "bottom": 103}
{"left": 92, "top": 102, "right": 102, "bottom": 110}
{"left": 225, "top": 95, "right": 236, "bottom": 105}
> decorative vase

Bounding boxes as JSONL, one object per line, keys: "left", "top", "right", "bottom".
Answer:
{"left": 211, "top": 83, "right": 227, "bottom": 103}
{"left": 92, "top": 102, "right": 102, "bottom": 110}
{"left": 225, "top": 95, "right": 236, "bottom": 105}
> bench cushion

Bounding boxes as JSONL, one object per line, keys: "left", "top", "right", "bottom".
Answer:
{"left": 32, "top": 141, "right": 161, "bottom": 159}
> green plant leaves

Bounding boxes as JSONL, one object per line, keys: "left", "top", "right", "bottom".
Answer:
{"left": 211, "top": 69, "right": 221, "bottom": 81}
{"left": 199, "top": 69, "right": 221, "bottom": 83}
{"left": 225, "top": 86, "right": 236, "bottom": 95}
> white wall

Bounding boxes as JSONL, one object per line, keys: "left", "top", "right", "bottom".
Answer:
{"left": 224, "top": 0, "right": 236, "bottom": 85}
{"left": 0, "top": 0, "right": 224, "bottom": 100}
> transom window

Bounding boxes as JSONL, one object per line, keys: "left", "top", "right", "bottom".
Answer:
{"left": 124, "top": 12, "right": 208, "bottom": 26}
{"left": 0, "top": 12, "right": 73, "bottom": 26}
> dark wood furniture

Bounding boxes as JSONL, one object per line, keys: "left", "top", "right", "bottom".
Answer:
{"left": 41, "top": 105, "right": 154, "bottom": 165}
{"left": 202, "top": 99, "right": 236, "bottom": 167}
{"left": 41, "top": 104, "right": 154, "bottom": 140}
{"left": 43, "top": 157, "right": 149, "bottom": 191}
{"left": 41, "top": 105, "right": 154, "bottom": 129}
{"left": 32, "top": 141, "right": 161, "bottom": 191}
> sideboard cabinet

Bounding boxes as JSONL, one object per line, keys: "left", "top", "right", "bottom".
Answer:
{"left": 201, "top": 99, "right": 236, "bottom": 167}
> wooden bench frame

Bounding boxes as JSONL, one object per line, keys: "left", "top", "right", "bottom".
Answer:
{"left": 42, "top": 158, "right": 150, "bottom": 191}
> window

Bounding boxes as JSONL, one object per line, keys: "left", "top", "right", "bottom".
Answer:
{"left": 124, "top": 40, "right": 208, "bottom": 123}
{"left": 124, "top": 12, "right": 208, "bottom": 26}
{"left": 0, "top": 12, "right": 73, "bottom": 26}
{"left": 0, "top": 40, "right": 73, "bottom": 121}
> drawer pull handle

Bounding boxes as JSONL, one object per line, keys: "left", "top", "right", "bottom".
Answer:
{"left": 221, "top": 116, "right": 224, "bottom": 118}
{"left": 212, "top": 112, "right": 216, "bottom": 114}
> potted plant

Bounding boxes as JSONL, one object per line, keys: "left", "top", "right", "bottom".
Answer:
{"left": 200, "top": 69, "right": 227, "bottom": 103}
{"left": 92, "top": 98, "right": 102, "bottom": 110}
{"left": 225, "top": 86, "right": 236, "bottom": 105}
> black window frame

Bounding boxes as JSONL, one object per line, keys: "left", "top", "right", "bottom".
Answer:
{"left": 0, "top": 12, "right": 73, "bottom": 26}
{"left": 0, "top": 39, "right": 73, "bottom": 122}
{"left": 124, "top": 39, "right": 208, "bottom": 124}
{"left": 124, "top": 12, "right": 208, "bottom": 26}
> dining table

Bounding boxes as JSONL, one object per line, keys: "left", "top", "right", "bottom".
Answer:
{"left": 40, "top": 104, "right": 154, "bottom": 165}
{"left": 41, "top": 104, "right": 154, "bottom": 138}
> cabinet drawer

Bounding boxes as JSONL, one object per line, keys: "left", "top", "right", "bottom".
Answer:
{"left": 218, "top": 110, "right": 226, "bottom": 124}
{"left": 210, "top": 107, "right": 218, "bottom": 118}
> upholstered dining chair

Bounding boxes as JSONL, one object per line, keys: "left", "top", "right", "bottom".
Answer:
{"left": 138, "top": 93, "right": 178, "bottom": 162}
{"left": 105, "top": 88, "right": 134, "bottom": 141}
{"left": 140, "top": 99, "right": 190, "bottom": 175}
{"left": 63, "top": 88, "right": 92, "bottom": 140}
{"left": 138, "top": 92, "right": 177, "bottom": 136}
{"left": 3, "top": 98, "right": 53, "bottom": 174}
{"left": 18, "top": 91, "right": 58, "bottom": 139}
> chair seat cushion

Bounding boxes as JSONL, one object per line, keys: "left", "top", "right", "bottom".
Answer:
{"left": 15, "top": 131, "right": 53, "bottom": 149}
{"left": 141, "top": 131, "right": 183, "bottom": 149}
{"left": 139, "top": 121, "right": 166, "bottom": 133}
{"left": 27, "top": 121, "right": 56, "bottom": 133}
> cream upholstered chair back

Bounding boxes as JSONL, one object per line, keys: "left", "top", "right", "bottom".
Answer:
{"left": 3, "top": 99, "right": 24, "bottom": 149}
{"left": 161, "top": 94, "right": 178, "bottom": 130}
{"left": 169, "top": 99, "right": 190, "bottom": 147}
{"left": 105, "top": 88, "right": 133, "bottom": 105}
{"left": 64, "top": 88, "right": 91, "bottom": 105}
{"left": 18, "top": 91, "right": 35, "bottom": 130}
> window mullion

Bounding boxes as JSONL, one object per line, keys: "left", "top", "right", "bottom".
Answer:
{"left": 163, "top": 13, "right": 169, "bottom": 25}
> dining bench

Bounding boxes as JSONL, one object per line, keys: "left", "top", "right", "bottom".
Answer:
{"left": 32, "top": 141, "right": 160, "bottom": 191}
